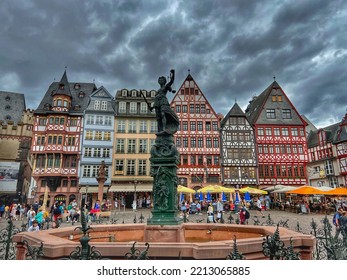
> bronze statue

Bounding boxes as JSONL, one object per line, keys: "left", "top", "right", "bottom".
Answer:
{"left": 150, "top": 69, "right": 179, "bottom": 135}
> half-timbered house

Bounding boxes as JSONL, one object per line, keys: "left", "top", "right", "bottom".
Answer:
{"left": 170, "top": 74, "right": 222, "bottom": 191}
{"left": 245, "top": 81, "right": 308, "bottom": 188}
{"left": 220, "top": 102, "right": 258, "bottom": 188}
{"left": 333, "top": 111, "right": 347, "bottom": 187}
{"left": 31, "top": 71, "right": 97, "bottom": 206}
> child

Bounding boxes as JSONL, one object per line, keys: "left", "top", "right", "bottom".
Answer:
{"left": 28, "top": 220, "right": 40, "bottom": 232}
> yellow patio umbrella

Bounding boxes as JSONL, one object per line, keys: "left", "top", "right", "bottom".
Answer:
{"left": 199, "top": 185, "right": 235, "bottom": 193}
{"left": 286, "top": 186, "right": 326, "bottom": 195}
{"left": 239, "top": 187, "right": 268, "bottom": 195}
{"left": 177, "top": 185, "right": 196, "bottom": 194}
{"left": 322, "top": 188, "right": 347, "bottom": 196}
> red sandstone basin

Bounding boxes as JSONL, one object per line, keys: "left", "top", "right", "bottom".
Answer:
{"left": 13, "top": 223, "right": 315, "bottom": 260}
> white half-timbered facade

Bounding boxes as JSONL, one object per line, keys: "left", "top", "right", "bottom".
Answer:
{"left": 220, "top": 102, "right": 258, "bottom": 187}
{"left": 334, "top": 112, "right": 347, "bottom": 186}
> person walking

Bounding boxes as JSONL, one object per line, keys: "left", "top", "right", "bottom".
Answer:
{"left": 333, "top": 207, "right": 344, "bottom": 239}
{"left": 257, "top": 198, "right": 265, "bottom": 218}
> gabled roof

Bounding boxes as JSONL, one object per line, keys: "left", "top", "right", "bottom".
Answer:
{"left": 245, "top": 80, "right": 306, "bottom": 126}
{"left": 0, "top": 91, "right": 26, "bottom": 124}
{"left": 221, "top": 102, "right": 245, "bottom": 127}
{"left": 86, "top": 86, "right": 115, "bottom": 113}
{"left": 307, "top": 122, "right": 340, "bottom": 148}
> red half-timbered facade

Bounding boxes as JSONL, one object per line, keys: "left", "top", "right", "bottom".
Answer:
{"left": 31, "top": 71, "right": 97, "bottom": 206}
{"left": 170, "top": 74, "right": 222, "bottom": 190}
{"left": 245, "top": 81, "right": 308, "bottom": 188}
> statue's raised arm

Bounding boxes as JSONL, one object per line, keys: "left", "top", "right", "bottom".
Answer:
{"left": 165, "top": 69, "right": 175, "bottom": 92}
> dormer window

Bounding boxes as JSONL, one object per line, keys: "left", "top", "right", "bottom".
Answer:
{"left": 151, "top": 90, "right": 156, "bottom": 97}
{"left": 5, "top": 115, "right": 11, "bottom": 120}
{"left": 74, "top": 83, "right": 81, "bottom": 90}
{"left": 132, "top": 90, "right": 137, "bottom": 97}
{"left": 5, "top": 105, "right": 11, "bottom": 110}
{"left": 43, "top": 103, "right": 51, "bottom": 110}
{"left": 57, "top": 99, "right": 62, "bottom": 106}
{"left": 74, "top": 104, "right": 81, "bottom": 110}
{"left": 5, "top": 96, "right": 10, "bottom": 101}
{"left": 59, "top": 83, "right": 64, "bottom": 90}
{"left": 78, "top": 91, "right": 85, "bottom": 98}
{"left": 121, "top": 89, "right": 127, "bottom": 97}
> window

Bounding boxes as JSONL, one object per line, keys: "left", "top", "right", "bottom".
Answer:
{"left": 117, "top": 120, "right": 126, "bottom": 133}
{"left": 282, "top": 109, "right": 291, "bottom": 119}
{"left": 139, "top": 139, "right": 147, "bottom": 153}
{"left": 127, "top": 139, "right": 136, "bottom": 153}
{"left": 101, "top": 101, "right": 107, "bottom": 110}
{"left": 95, "top": 116, "right": 103, "bottom": 125}
{"left": 138, "top": 159, "right": 147, "bottom": 175}
{"left": 212, "top": 122, "right": 218, "bottom": 131}
{"left": 126, "top": 159, "right": 135, "bottom": 175}
{"left": 205, "top": 122, "right": 211, "bottom": 131}
{"left": 281, "top": 128, "right": 289, "bottom": 136}
{"left": 84, "top": 148, "right": 92, "bottom": 157}
{"left": 190, "top": 138, "right": 196, "bottom": 148}
{"left": 94, "top": 131, "right": 102, "bottom": 140}
{"left": 139, "top": 121, "right": 147, "bottom": 133}
{"left": 70, "top": 118, "right": 77, "bottom": 126}
{"left": 214, "top": 156, "right": 219, "bottom": 165}
{"left": 92, "top": 165, "right": 98, "bottom": 177}
{"left": 176, "top": 137, "right": 181, "bottom": 147}
{"left": 266, "top": 109, "right": 276, "bottom": 119}
{"left": 258, "top": 144, "right": 263, "bottom": 153}
{"left": 298, "top": 144, "right": 303, "bottom": 154}
{"left": 182, "top": 121, "right": 188, "bottom": 131}
{"left": 198, "top": 156, "right": 203, "bottom": 165}
{"left": 119, "top": 102, "right": 126, "bottom": 113}
{"left": 94, "top": 148, "right": 101, "bottom": 157}
{"left": 325, "top": 160, "right": 334, "bottom": 175}
{"left": 104, "top": 116, "right": 112, "bottom": 126}
{"left": 265, "top": 128, "right": 272, "bottom": 136}
{"left": 128, "top": 120, "right": 137, "bottom": 133}
{"left": 103, "top": 148, "right": 110, "bottom": 158}
{"left": 87, "top": 115, "right": 94, "bottom": 125}
{"left": 200, "top": 104, "right": 205, "bottom": 113}
{"left": 94, "top": 100, "right": 100, "bottom": 110}
{"left": 86, "top": 131, "right": 93, "bottom": 140}
{"left": 190, "top": 104, "right": 194, "bottom": 113}
{"left": 273, "top": 128, "right": 280, "bottom": 136}
{"left": 130, "top": 102, "right": 137, "bottom": 113}
{"left": 213, "top": 137, "right": 219, "bottom": 148}
{"left": 190, "top": 121, "right": 196, "bottom": 131}
{"left": 122, "top": 90, "right": 127, "bottom": 97}
{"left": 195, "top": 105, "right": 200, "bottom": 113}
{"left": 197, "top": 121, "right": 203, "bottom": 131}
{"left": 140, "top": 102, "right": 147, "bottom": 113}
{"left": 198, "top": 137, "right": 203, "bottom": 148}
{"left": 291, "top": 128, "right": 298, "bottom": 136}
{"left": 176, "top": 105, "right": 181, "bottom": 113}
{"left": 190, "top": 156, "right": 196, "bottom": 165}
{"left": 206, "top": 137, "right": 212, "bottom": 148}
{"left": 47, "top": 154, "right": 54, "bottom": 168}
{"left": 67, "top": 136, "right": 75, "bottom": 146}
{"left": 104, "top": 132, "right": 111, "bottom": 141}
{"left": 183, "top": 138, "right": 188, "bottom": 147}
{"left": 116, "top": 139, "right": 125, "bottom": 153}
{"left": 115, "top": 160, "right": 124, "bottom": 174}
{"left": 150, "top": 121, "right": 157, "bottom": 133}
{"left": 182, "top": 105, "right": 187, "bottom": 113}
{"left": 83, "top": 165, "right": 91, "bottom": 177}
{"left": 39, "top": 118, "right": 46, "bottom": 125}
{"left": 257, "top": 128, "right": 264, "bottom": 136}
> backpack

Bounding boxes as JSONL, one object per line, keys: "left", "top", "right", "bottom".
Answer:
{"left": 53, "top": 207, "right": 61, "bottom": 215}
{"left": 245, "top": 209, "right": 250, "bottom": 219}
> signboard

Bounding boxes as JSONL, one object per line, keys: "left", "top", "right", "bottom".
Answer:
{"left": 0, "top": 162, "right": 20, "bottom": 192}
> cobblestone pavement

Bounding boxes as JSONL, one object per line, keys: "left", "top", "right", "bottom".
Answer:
{"left": 0, "top": 208, "right": 334, "bottom": 235}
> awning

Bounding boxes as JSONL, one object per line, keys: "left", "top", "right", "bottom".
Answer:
{"left": 109, "top": 184, "right": 153, "bottom": 192}
{"left": 79, "top": 187, "right": 109, "bottom": 194}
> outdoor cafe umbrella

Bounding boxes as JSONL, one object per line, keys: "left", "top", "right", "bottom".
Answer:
{"left": 199, "top": 185, "right": 235, "bottom": 193}
{"left": 180, "top": 192, "right": 184, "bottom": 202}
{"left": 207, "top": 192, "right": 212, "bottom": 201}
{"left": 244, "top": 192, "right": 251, "bottom": 202}
{"left": 177, "top": 185, "right": 196, "bottom": 194}
{"left": 199, "top": 192, "right": 203, "bottom": 201}
{"left": 239, "top": 187, "right": 268, "bottom": 195}
{"left": 323, "top": 188, "right": 347, "bottom": 196}
{"left": 286, "top": 186, "right": 326, "bottom": 195}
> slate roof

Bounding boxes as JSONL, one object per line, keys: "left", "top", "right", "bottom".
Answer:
{"left": 0, "top": 91, "right": 26, "bottom": 124}
{"left": 221, "top": 102, "right": 245, "bottom": 127}
{"left": 307, "top": 122, "right": 340, "bottom": 148}
{"left": 53, "top": 70, "right": 72, "bottom": 97}
{"left": 35, "top": 71, "right": 97, "bottom": 115}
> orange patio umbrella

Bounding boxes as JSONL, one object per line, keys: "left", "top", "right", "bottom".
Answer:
{"left": 323, "top": 188, "right": 347, "bottom": 196}
{"left": 286, "top": 186, "right": 326, "bottom": 195}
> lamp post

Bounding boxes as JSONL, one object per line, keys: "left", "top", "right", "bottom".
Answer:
{"left": 85, "top": 185, "right": 89, "bottom": 209}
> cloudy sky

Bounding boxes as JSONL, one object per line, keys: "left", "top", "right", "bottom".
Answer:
{"left": 1, "top": 0, "right": 346, "bottom": 128}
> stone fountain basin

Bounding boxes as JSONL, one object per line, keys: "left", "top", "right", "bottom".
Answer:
{"left": 13, "top": 223, "right": 315, "bottom": 260}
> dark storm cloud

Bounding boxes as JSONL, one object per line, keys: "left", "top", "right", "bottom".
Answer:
{"left": 0, "top": 0, "right": 346, "bottom": 128}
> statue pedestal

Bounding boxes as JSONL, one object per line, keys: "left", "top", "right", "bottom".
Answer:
{"left": 147, "top": 133, "right": 182, "bottom": 225}
{"left": 97, "top": 177, "right": 106, "bottom": 203}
